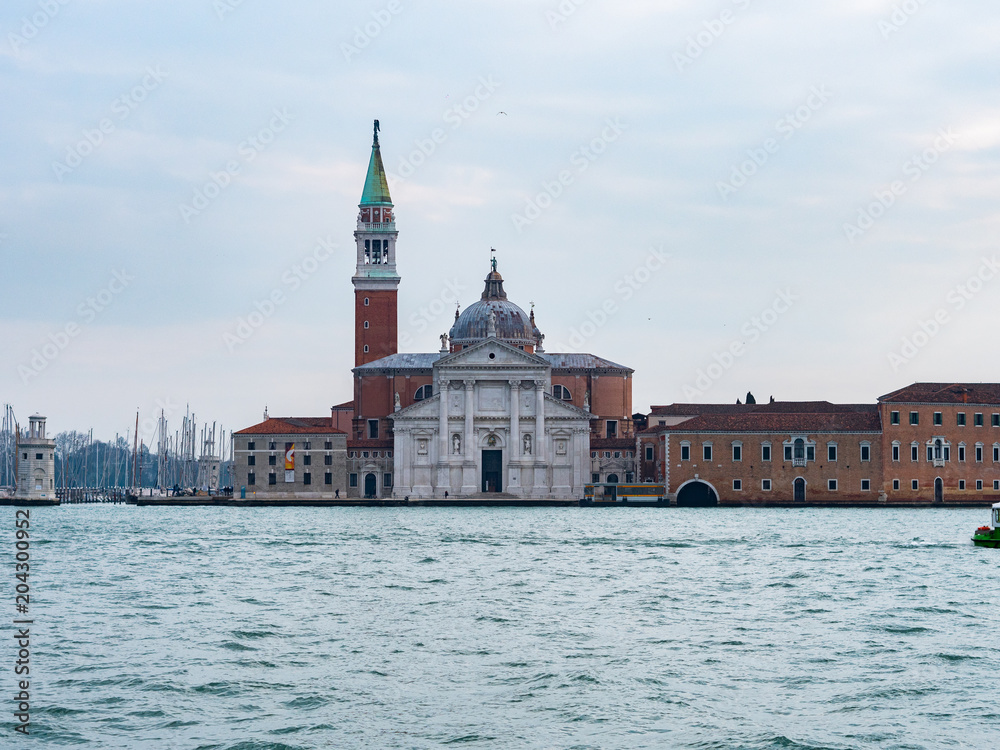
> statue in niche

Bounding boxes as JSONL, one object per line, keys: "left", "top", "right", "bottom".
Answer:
{"left": 394, "top": 392, "right": 401, "bottom": 412}
{"left": 487, "top": 309, "right": 497, "bottom": 337}
{"left": 452, "top": 434, "right": 461, "bottom": 454}
{"left": 523, "top": 434, "right": 532, "bottom": 455}
{"left": 583, "top": 391, "right": 590, "bottom": 412}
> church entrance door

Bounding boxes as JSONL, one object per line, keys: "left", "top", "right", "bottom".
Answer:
{"left": 364, "top": 473, "right": 377, "bottom": 498}
{"left": 482, "top": 450, "right": 502, "bottom": 493}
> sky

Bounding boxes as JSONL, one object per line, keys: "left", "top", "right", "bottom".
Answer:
{"left": 2, "top": 0, "right": 999, "bottom": 444}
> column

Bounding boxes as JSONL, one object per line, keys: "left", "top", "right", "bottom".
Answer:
{"left": 438, "top": 379, "right": 450, "bottom": 459}
{"left": 535, "top": 379, "right": 546, "bottom": 463}
{"left": 509, "top": 380, "right": 521, "bottom": 459}
{"left": 464, "top": 379, "right": 475, "bottom": 457}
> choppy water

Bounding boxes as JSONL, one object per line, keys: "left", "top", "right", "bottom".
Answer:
{"left": 9, "top": 506, "right": 1000, "bottom": 748}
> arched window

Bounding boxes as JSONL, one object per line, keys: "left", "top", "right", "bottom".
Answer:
{"left": 413, "top": 385, "right": 433, "bottom": 401}
{"left": 552, "top": 385, "right": 572, "bottom": 401}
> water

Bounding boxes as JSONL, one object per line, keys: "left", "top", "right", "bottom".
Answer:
{"left": 13, "top": 506, "right": 1000, "bottom": 749}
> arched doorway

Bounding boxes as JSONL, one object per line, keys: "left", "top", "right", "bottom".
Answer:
{"left": 676, "top": 480, "right": 718, "bottom": 506}
{"left": 794, "top": 478, "right": 806, "bottom": 502}
{"left": 364, "top": 473, "right": 377, "bottom": 498}
{"left": 934, "top": 477, "right": 943, "bottom": 503}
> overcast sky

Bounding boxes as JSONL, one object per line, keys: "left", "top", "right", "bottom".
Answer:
{"left": 2, "top": 0, "right": 998, "bottom": 443}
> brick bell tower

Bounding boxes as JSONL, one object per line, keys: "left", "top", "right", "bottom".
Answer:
{"left": 353, "top": 119, "right": 399, "bottom": 367}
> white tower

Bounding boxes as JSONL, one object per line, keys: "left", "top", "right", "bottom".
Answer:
{"left": 15, "top": 415, "right": 56, "bottom": 501}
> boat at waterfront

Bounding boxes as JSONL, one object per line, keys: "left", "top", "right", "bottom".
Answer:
{"left": 972, "top": 503, "right": 1000, "bottom": 547}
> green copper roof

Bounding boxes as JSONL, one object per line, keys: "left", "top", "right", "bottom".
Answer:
{"left": 360, "top": 123, "right": 392, "bottom": 206}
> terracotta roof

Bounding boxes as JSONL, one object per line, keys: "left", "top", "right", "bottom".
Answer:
{"left": 878, "top": 383, "right": 1000, "bottom": 405}
{"left": 649, "top": 401, "right": 873, "bottom": 416}
{"left": 660, "top": 409, "right": 881, "bottom": 434}
{"left": 591, "top": 437, "right": 637, "bottom": 449}
{"left": 332, "top": 400, "right": 354, "bottom": 410}
{"left": 235, "top": 417, "right": 345, "bottom": 436}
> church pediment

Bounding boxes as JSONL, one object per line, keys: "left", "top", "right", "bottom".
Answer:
{"left": 436, "top": 338, "right": 549, "bottom": 371}
{"left": 391, "top": 394, "right": 441, "bottom": 420}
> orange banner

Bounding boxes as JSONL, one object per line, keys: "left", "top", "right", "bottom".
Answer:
{"left": 284, "top": 442, "right": 295, "bottom": 470}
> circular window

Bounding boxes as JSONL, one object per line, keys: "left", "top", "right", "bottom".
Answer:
{"left": 488, "top": 352, "right": 496, "bottom": 360}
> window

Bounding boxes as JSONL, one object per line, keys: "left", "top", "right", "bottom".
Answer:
{"left": 614, "top": 451, "right": 621, "bottom": 459}
{"left": 784, "top": 445, "right": 793, "bottom": 461}
{"left": 807, "top": 446, "right": 815, "bottom": 462}
{"left": 994, "top": 445, "right": 1000, "bottom": 463}
{"left": 248, "top": 455, "right": 256, "bottom": 466}
{"left": 933, "top": 412, "right": 942, "bottom": 426}
{"left": 268, "top": 473, "right": 276, "bottom": 485}
{"left": 909, "top": 411, "right": 919, "bottom": 425}
{"left": 732, "top": 442, "right": 742, "bottom": 462}
{"left": 995, "top": 480, "right": 1000, "bottom": 491}
{"left": 604, "top": 452, "right": 611, "bottom": 458}
{"left": 34, "top": 452, "right": 43, "bottom": 460}
{"left": 733, "top": 479, "right": 742, "bottom": 491}
{"left": 703, "top": 444, "right": 713, "bottom": 461}
{"left": 414, "top": 385, "right": 433, "bottom": 401}
{"left": 861, "top": 443, "right": 871, "bottom": 462}
{"left": 325, "top": 440, "right": 333, "bottom": 450}
{"left": 762, "top": 443, "right": 771, "bottom": 462}
{"left": 325, "top": 472, "right": 332, "bottom": 485}
{"left": 861, "top": 479, "right": 871, "bottom": 491}
{"left": 959, "top": 480, "right": 966, "bottom": 490}
{"left": 645, "top": 445, "right": 654, "bottom": 461}
{"left": 592, "top": 473, "right": 600, "bottom": 483}
{"left": 248, "top": 472, "right": 256, "bottom": 485}
{"left": 552, "top": 385, "right": 572, "bottom": 401}
{"left": 658, "top": 420, "right": 666, "bottom": 426}
{"left": 304, "top": 454, "right": 312, "bottom": 466}
{"left": 384, "top": 473, "right": 393, "bottom": 488}
{"left": 976, "top": 480, "right": 983, "bottom": 491}
{"left": 762, "top": 479, "right": 772, "bottom": 491}
{"left": 247, "top": 441, "right": 256, "bottom": 451}
{"left": 368, "top": 419, "right": 379, "bottom": 439}
{"left": 957, "top": 412, "right": 967, "bottom": 426}
{"left": 591, "top": 452, "right": 597, "bottom": 459}
{"left": 303, "top": 472, "right": 311, "bottom": 485}
{"left": 958, "top": 444, "right": 966, "bottom": 462}
{"left": 386, "top": 451, "right": 392, "bottom": 458}
{"left": 911, "top": 443, "right": 919, "bottom": 462}
{"left": 606, "top": 421, "right": 618, "bottom": 438}
{"left": 304, "top": 441, "right": 311, "bottom": 450}
{"left": 911, "top": 479, "right": 919, "bottom": 491}
{"left": 974, "top": 412, "right": 984, "bottom": 426}
{"left": 891, "top": 411, "right": 900, "bottom": 425}
{"left": 364, "top": 321, "right": 369, "bottom": 329}
{"left": 268, "top": 455, "right": 276, "bottom": 466}
{"left": 828, "top": 444, "right": 838, "bottom": 462}
{"left": 828, "top": 479, "right": 838, "bottom": 491}
{"left": 681, "top": 443, "right": 691, "bottom": 461}
{"left": 976, "top": 444, "right": 984, "bottom": 463}
{"left": 269, "top": 441, "right": 276, "bottom": 450}
{"left": 625, "top": 472, "right": 635, "bottom": 483}
{"left": 349, "top": 473, "right": 358, "bottom": 488}
{"left": 893, "top": 479, "right": 900, "bottom": 491}
{"left": 362, "top": 451, "right": 369, "bottom": 458}
{"left": 325, "top": 455, "right": 333, "bottom": 465}
{"left": 926, "top": 445, "right": 934, "bottom": 462}
{"left": 993, "top": 414, "right": 1000, "bottom": 427}
{"left": 364, "top": 297, "right": 370, "bottom": 306}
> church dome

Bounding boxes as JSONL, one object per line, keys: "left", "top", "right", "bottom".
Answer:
{"left": 449, "top": 263, "right": 541, "bottom": 350}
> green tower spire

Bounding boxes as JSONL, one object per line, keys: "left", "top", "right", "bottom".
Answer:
{"left": 360, "top": 119, "right": 392, "bottom": 206}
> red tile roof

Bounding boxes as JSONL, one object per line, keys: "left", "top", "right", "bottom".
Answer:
{"left": 878, "top": 383, "right": 1000, "bottom": 405}
{"left": 659, "top": 410, "right": 881, "bottom": 434}
{"left": 234, "top": 417, "right": 345, "bottom": 436}
{"left": 650, "top": 401, "right": 873, "bottom": 416}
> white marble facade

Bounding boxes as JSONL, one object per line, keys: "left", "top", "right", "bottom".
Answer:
{"left": 391, "top": 338, "right": 592, "bottom": 498}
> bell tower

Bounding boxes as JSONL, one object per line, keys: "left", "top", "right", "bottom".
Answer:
{"left": 353, "top": 119, "right": 400, "bottom": 367}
